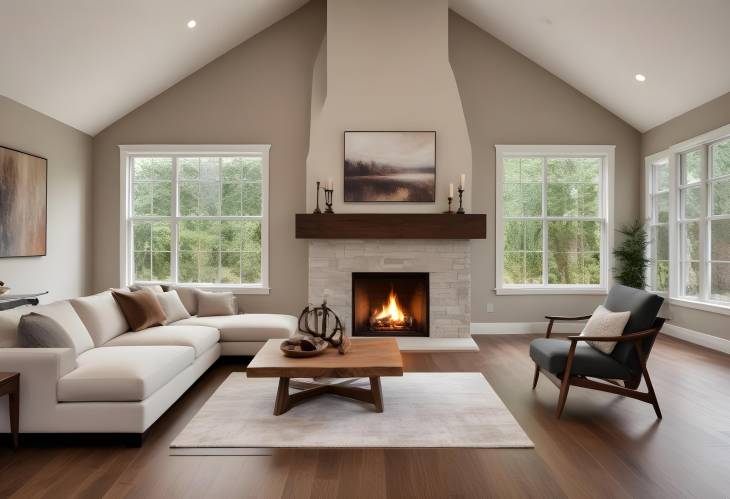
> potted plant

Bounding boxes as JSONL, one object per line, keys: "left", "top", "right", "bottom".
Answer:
{"left": 613, "top": 220, "right": 650, "bottom": 289}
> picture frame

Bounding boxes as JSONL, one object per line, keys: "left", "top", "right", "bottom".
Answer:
{"left": 344, "top": 131, "right": 436, "bottom": 203}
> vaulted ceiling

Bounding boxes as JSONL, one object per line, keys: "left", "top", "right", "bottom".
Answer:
{"left": 1, "top": 0, "right": 729, "bottom": 135}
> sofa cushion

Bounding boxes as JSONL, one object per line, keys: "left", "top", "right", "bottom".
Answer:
{"left": 70, "top": 291, "right": 129, "bottom": 346}
{"left": 167, "top": 286, "right": 198, "bottom": 315}
{"left": 530, "top": 338, "right": 633, "bottom": 380}
{"left": 172, "top": 314, "right": 297, "bottom": 342}
{"left": 111, "top": 288, "right": 167, "bottom": 332}
{"left": 57, "top": 346, "right": 195, "bottom": 402}
{"left": 129, "top": 284, "right": 164, "bottom": 293}
{"left": 196, "top": 290, "right": 237, "bottom": 317}
{"left": 30, "top": 301, "right": 95, "bottom": 355}
{"left": 103, "top": 325, "right": 219, "bottom": 357}
{"left": 18, "top": 312, "right": 78, "bottom": 351}
{"left": 156, "top": 291, "right": 191, "bottom": 324}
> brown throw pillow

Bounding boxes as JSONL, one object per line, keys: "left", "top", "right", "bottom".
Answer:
{"left": 111, "top": 289, "right": 167, "bottom": 332}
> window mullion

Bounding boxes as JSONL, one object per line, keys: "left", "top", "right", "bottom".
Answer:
{"left": 542, "top": 157, "right": 548, "bottom": 286}
{"left": 171, "top": 156, "right": 179, "bottom": 284}
{"left": 700, "top": 146, "right": 710, "bottom": 302}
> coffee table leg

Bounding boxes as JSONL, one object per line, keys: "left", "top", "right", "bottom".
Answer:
{"left": 370, "top": 376, "right": 383, "bottom": 413}
{"left": 274, "top": 377, "right": 290, "bottom": 416}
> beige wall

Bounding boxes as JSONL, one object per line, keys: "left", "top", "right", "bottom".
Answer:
{"left": 91, "top": 1, "right": 325, "bottom": 314}
{"left": 448, "top": 12, "right": 642, "bottom": 323}
{"left": 306, "top": 0, "right": 472, "bottom": 213}
{"left": 0, "top": 95, "right": 92, "bottom": 302}
{"left": 641, "top": 91, "right": 730, "bottom": 341}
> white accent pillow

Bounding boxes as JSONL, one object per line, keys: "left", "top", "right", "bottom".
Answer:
{"left": 70, "top": 291, "right": 130, "bottom": 346}
{"left": 156, "top": 291, "right": 191, "bottom": 324}
{"left": 580, "top": 305, "right": 631, "bottom": 354}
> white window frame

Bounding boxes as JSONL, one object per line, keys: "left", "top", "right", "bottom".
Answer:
{"left": 119, "top": 144, "right": 270, "bottom": 294}
{"left": 666, "top": 123, "right": 730, "bottom": 315}
{"left": 495, "top": 145, "right": 615, "bottom": 295}
{"left": 644, "top": 151, "right": 671, "bottom": 295}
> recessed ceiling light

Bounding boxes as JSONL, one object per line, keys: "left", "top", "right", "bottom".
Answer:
{"left": 635, "top": 74, "right": 646, "bottom": 82}
{"left": 187, "top": 20, "right": 197, "bottom": 29}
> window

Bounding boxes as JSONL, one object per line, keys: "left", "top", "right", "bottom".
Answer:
{"left": 120, "top": 145, "right": 269, "bottom": 293}
{"left": 495, "top": 145, "right": 614, "bottom": 294}
{"left": 645, "top": 124, "right": 730, "bottom": 315}
{"left": 645, "top": 155, "right": 670, "bottom": 293}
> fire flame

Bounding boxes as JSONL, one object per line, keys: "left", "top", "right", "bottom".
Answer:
{"left": 373, "top": 288, "right": 405, "bottom": 323}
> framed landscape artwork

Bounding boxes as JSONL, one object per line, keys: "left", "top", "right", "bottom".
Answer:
{"left": 344, "top": 131, "right": 436, "bottom": 202}
{"left": 0, "top": 145, "right": 47, "bottom": 257}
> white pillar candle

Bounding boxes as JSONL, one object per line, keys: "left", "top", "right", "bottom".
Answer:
{"left": 327, "top": 178, "right": 333, "bottom": 190}
{"left": 449, "top": 183, "right": 454, "bottom": 197}
{"left": 459, "top": 173, "right": 466, "bottom": 189}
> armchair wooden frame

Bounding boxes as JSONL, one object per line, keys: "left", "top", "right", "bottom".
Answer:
{"left": 532, "top": 315, "right": 663, "bottom": 419}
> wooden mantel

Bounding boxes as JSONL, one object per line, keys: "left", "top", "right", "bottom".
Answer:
{"left": 295, "top": 213, "right": 486, "bottom": 239}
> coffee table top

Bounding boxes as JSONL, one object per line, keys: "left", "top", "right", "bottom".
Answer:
{"left": 246, "top": 338, "right": 404, "bottom": 379}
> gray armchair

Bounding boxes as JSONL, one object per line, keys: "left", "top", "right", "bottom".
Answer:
{"left": 530, "top": 285, "right": 665, "bottom": 418}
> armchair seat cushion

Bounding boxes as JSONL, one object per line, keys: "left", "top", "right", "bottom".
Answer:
{"left": 530, "top": 338, "right": 633, "bottom": 380}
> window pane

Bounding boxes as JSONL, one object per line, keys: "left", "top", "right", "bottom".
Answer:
{"left": 547, "top": 221, "right": 601, "bottom": 284}
{"left": 681, "top": 186, "right": 701, "bottom": 219}
{"left": 503, "top": 158, "right": 520, "bottom": 182}
{"left": 712, "top": 179, "right": 730, "bottom": 215}
{"left": 221, "top": 252, "right": 242, "bottom": 284}
{"left": 179, "top": 158, "right": 200, "bottom": 180}
{"left": 504, "top": 221, "right": 524, "bottom": 251}
{"left": 133, "top": 221, "right": 151, "bottom": 252}
{"left": 179, "top": 182, "right": 199, "bottom": 216}
{"left": 242, "top": 221, "right": 261, "bottom": 253}
{"left": 711, "top": 219, "right": 730, "bottom": 261}
{"left": 710, "top": 263, "right": 730, "bottom": 301}
{"left": 711, "top": 138, "right": 730, "bottom": 178}
{"left": 524, "top": 252, "right": 542, "bottom": 284}
{"left": 222, "top": 157, "right": 243, "bottom": 181}
{"left": 656, "top": 261, "right": 669, "bottom": 292}
{"left": 655, "top": 192, "right": 669, "bottom": 223}
{"left": 243, "top": 157, "right": 263, "bottom": 181}
{"left": 683, "top": 222, "right": 701, "bottom": 261}
{"left": 547, "top": 158, "right": 600, "bottom": 183}
{"left": 502, "top": 183, "right": 521, "bottom": 216}
{"left": 134, "top": 251, "right": 151, "bottom": 282}
{"left": 199, "top": 182, "right": 220, "bottom": 216}
{"left": 243, "top": 181, "right": 263, "bottom": 216}
{"left": 222, "top": 183, "right": 243, "bottom": 216}
{"left": 653, "top": 225, "right": 669, "bottom": 261}
{"left": 132, "top": 183, "right": 152, "bottom": 216}
{"left": 151, "top": 182, "right": 171, "bottom": 216}
{"left": 681, "top": 149, "right": 702, "bottom": 184}
{"left": 655, "top": 162, "right": 669, "bottom": 192}
{"left": 151, "top": 223, "right": 171, "bottom": 252}
{"left": 547, "top": 158, "right": 600, "bottom": 217}
{"left": 503, "top": 252, "right": 524, "bottom": 284}
{"left": 681, "top": 262, "right": 700, "bottom": 297}
{"left": 242, "top": 251, "right": 262, "bottom": 283}
{"left": 132, "top": 221, "right": 170, "bottom": 282}
{"left": 133, "top": 157, "right": 172, "bottom": 181}
{"left": 200, "top": 157, "right": 220, "bottom": 180}
{"left": 152, "top": 252, "right": 171, "bottom": 281}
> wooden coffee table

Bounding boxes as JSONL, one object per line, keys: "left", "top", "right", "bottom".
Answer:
{"left": 247, "top": 338, "right": 403, "bottom": 415}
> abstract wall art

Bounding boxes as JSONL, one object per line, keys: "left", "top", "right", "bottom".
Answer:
{"left": 0, "top": 145, "right": 47, "bottom": 257}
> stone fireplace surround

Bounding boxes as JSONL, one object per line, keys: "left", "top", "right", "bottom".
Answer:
{"left": 308, "top": 239, "right": 472, "bottom": 342}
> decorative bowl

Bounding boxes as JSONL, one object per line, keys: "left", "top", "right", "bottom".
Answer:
{"left": 0, "top": 287, "right": 10, "bottom": 296}
{"left": 280, "top": 335, "right": 328, "bottom": 358}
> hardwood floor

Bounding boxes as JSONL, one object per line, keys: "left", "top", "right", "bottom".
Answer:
{"left": 0, "top": 334, "right": 728, "bottom": 498}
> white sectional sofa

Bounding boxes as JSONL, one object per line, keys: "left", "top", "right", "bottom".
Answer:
{"left": 0, "top": 288, "right": 297, "bottom": 443}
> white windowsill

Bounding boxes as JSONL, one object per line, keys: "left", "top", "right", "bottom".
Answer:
{"left": 669, "top": 297, "right": 730, "bottom": 317}
{"left": 133, "top": 283, "right": 270, "bottom": 295}
{"left": 495, "top": 287, "right": 608, "bottom": 296}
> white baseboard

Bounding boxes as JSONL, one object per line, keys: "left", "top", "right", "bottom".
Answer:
{"left": 470, "top": 322, "right": 583, "bottom": 335}
{"left": 470, "top": 321, "right": 730, "bottom": 355}
{"left": 661, "top": 323, "right": 730, "bottom": 355}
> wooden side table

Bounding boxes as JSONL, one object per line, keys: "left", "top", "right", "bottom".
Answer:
{"left": 0, "top": 373, "right": 19, "bottom": 448}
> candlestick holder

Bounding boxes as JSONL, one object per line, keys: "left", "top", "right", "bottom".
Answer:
{"left": 456, "top": 188, "right": 465, "bottom": 214}
{"left": 324, "top": 188, "right": 334, "bottom": 214}
{"left": 444, "top": 196, "right": 454, "bottom": 214}
{"left": 313, "top": 181, "right": 322, "bottom": 214}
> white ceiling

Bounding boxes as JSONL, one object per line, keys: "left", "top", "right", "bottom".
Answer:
{"left": 1, "top": 0, "right": 729, "bottom": 135}
{"left": 451, "top": 0, "right": 730, "bottom": 132}
{"left": 0, "top": 0, "right": 307, "bottom": 135}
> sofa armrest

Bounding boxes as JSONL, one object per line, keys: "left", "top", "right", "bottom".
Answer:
{"left": 0, "top": 348, "right": 76, "bottom": 403}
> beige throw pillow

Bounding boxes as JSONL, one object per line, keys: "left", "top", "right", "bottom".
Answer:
{"left": 579, "top": 305, "right": 631, "bottom": 354}
{"left": 196, "top": 290, "right": 237, "bottom": 317}
{"left": 156, "top": 291, "right": 191, "bottom": 324}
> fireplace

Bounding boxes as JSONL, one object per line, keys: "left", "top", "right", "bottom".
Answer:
{"left": 352, "top": 272, "right": 429, "bottom": 337}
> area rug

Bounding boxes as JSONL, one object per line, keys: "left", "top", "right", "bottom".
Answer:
{"left": 170, "top": 372, "right": 533, "bottom": 455}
